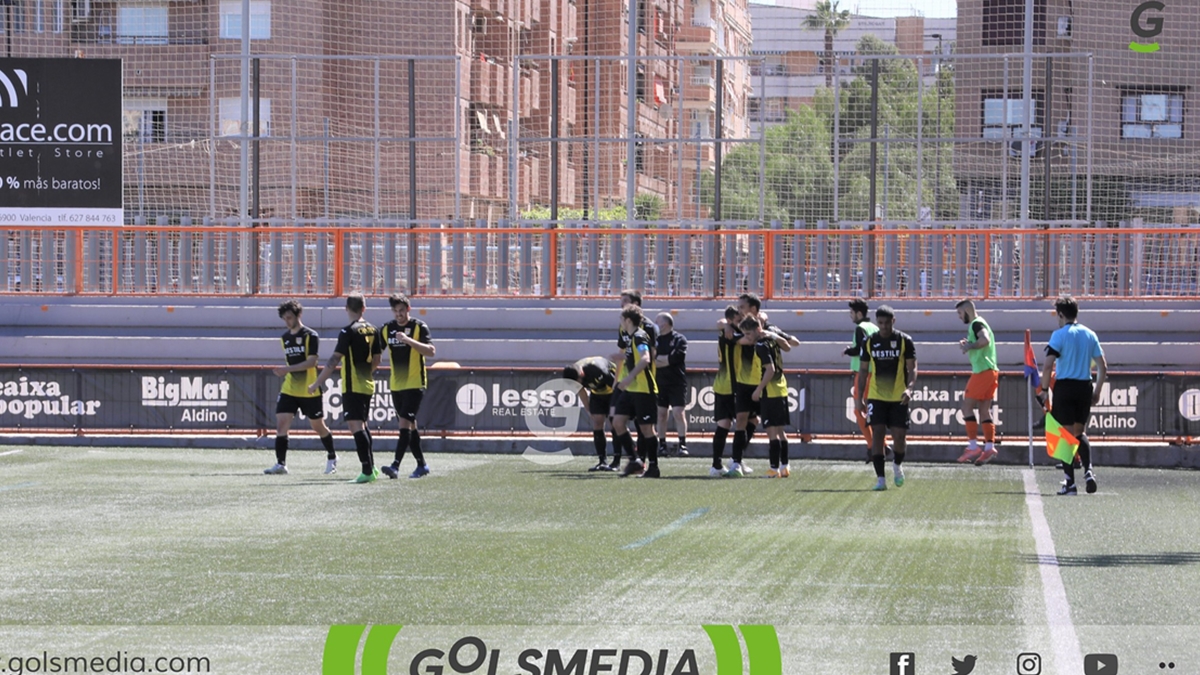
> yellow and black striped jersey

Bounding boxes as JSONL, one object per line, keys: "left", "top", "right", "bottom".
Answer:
{"left": 334, "top": 319, "right": 382, "bottom": 395}
{"left": 280, "top": 326, "right": 319, "bottom": 398}
{"left": 617, "top": 329, "right": 658, "bottom": 395}
{"left": 382, "top": 318, "right": 432, "bottom": 392}
{"left": 864, "top": 330, "right": 917, "bottom": 402}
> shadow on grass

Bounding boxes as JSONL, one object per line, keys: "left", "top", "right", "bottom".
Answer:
{"left": 1018, "top": 552, "right": 1200, "bottom": 567}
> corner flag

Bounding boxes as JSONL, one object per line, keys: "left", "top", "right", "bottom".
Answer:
{"left": 1045, "top": 412, "right": 1079, "bottom": 464}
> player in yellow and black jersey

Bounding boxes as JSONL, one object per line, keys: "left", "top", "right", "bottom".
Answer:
{"left": 379, "top": 294, "right": 436, "bottom": 480}
{"left": 738, "top": 315, "right": 793, "bottom": 478}
{"left": 562, "top": 355, "right": 618, "bottom": 471}
{"left": 264, "top": 300, "right": 338, "bottom": 476}
{"left": 311, "top": 293, "right": 383, "bottom": 484}
{"left": 709, "top": 305, "right": 741, "bottom": 476}
{"left": 613, "top": 289, "right": 658, "bottom": 467}
{"left": 856, "top": 305, "right": 917, "bottom": 491}
{"left": 611, "top": 305, "right": 660, "bottom": 478}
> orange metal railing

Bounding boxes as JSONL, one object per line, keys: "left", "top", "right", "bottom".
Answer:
{"left": 2, "top": 224, "right": 1197, "bottom": 300}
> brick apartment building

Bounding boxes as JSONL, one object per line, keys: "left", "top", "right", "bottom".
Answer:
{"left": 953, "top": 0, "right": 1200, "bottom": 224}
{"left": 2, "top": 0, "right": 753, "bottom": 224}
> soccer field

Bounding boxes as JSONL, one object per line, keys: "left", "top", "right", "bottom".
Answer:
{"left": 0, "top": 446, "right": 1198, "bottom": 675}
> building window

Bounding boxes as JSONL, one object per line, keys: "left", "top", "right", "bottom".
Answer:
{"left": 123, "top": 98, "right": 167, "bottom": 144}
{"left": 982, "top": 92, "right": 1043, "bottom": 156}
{"left": 219, "top": 97, "right": 271, "bottom": 137}
{"left": 982, "top": 94, "right": 1042, "bottom": 136}
{"left": 116, "top": 2, "right": 168, "bottom": 45}
{"left": 220, "top": 0, "right": 271, "bottom": 40}
{"left": 635, "top": 66, "right": 646, "bottom": 104}
{"left": 982, "top": 0, "right": 1046, "bottom": 47}
{"left": 634, "top": 133, "right": 645, "bottom": 174}
{"left": 1122, "top": 90, "right": 1184, "bottom": 139}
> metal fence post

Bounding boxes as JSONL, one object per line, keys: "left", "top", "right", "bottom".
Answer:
{"left": 837, "top": 223, "right": 853, "bottom": 297}
{"left": 430, "top": 224, "right": 444, "bottom": 295}
{"left": 451, "top": 221, "right": 465, "bottom": 294}
{"left": 474, "top": 219, "right": 488, "bottom": 293}
{"left": 792, "top": 220, "right": 807, "bottom": 297}
{"left": 723, "top": 227, "right": 738, "bottom": 296}
{"left": 563, "top": 221, "right": 577, "bottom": 295}
{"left": 382, "top": 221, "right": 398, "bottom": 293}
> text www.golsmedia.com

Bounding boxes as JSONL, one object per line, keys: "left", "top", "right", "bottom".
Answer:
{"left": 2, "top": 653, "right": 210, "bottom": 674}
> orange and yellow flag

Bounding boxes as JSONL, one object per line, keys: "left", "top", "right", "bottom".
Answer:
{"left": 1045, "top": 412, "right": 1079, "bottom": 464}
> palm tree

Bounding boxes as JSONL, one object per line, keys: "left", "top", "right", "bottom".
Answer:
{"left": 804, "top": 0, "right": 852, "bottom": 88}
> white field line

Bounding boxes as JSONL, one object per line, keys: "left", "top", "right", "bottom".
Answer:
{"left": 1022, "top": 468, "right": 1084, "bottom": 675}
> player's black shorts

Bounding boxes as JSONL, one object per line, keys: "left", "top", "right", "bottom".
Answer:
{"left": 713, "top": 392, "right": 736, "bottom": 423}
{"left": 867, "top": 399, "right": 909, "bottom": 429}
{"left": 1052, "top": 379, "right": 1094, "bottom": 427}
{"left": 614, "top": 390, "right": 657, "bottom": 426}
{"left": 343, "top": 392, "right": 372, "bottom": 422}
{"left": 734, "top": 384, "right": 761, "bottom": 415}
{"left": 656, "top": 380, "right": 687, "bottom": 408}
{"left": 390, "top": 389, "right": 424, "bottom": 422}
{"left": 276, "top": 393, "right": 324, "bottom": 419}
{"left": 588, "top": 392, "right": 612, "bottom": 417}
{"left": 759, "top": 396, "right": 790, "bottom": 428}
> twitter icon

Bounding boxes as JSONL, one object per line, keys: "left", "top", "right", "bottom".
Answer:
{"left": 951, "top": 655, "right": 977, "bottom": 675}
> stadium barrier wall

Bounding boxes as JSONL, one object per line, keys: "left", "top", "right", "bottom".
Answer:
{"left": 2, "top": 224, "right": 1198, "bottom": 300}
{"left": 1, "top": 366, "right": 1196, "bottom": 442}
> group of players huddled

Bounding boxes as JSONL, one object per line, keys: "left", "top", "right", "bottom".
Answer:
{"left": 564, "top": 290, "right": 1107, "bottom": 494}
{"left": 264, "top": 293, "right": 434, "bottom": 484}
{"left": 264, "top": 289, "right": 1107, "bottom": 495}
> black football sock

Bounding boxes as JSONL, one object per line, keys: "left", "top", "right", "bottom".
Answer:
{"left": 320, "top": 434, "right": 336, "bottom": 460}
{"left": 394, "top": 429, "right": 410, "bottom": 467}
{"left": 746, "top": 421, "right": 758, "bottom": 444}
{"left": 641, "top": 435, "right": 658, "bottom": 466}
{"left": 768, "top": 439, "right": 781, "bottom": 469}
{"left": 712, "top": 426, "right": 729, "bottom": 468}
{"left": 1078, "top": 434, "right": 1092, "bottom": 471}
{"left": 677, "top": 434, "right": 687, "bottom": 450}
{"left": 732, "top": 430, "right": 747, "bottom": 464}
{"left": 593, "top": 430, "right": 608, "bottom": 462}
{"left": 872, "top": 456, "right": 886, "bottom": 478}
{"left": 274, "top": 435, "right": 287, "bottom": 465}
{"left": 780, "top": 437, "right": 790, "bottom": 465}
{"left": 893, "top": 452, "right": 905, "bottom": 466}
{"left": 611, "top": 430, "right": 623, "bottom": 464}
{"left": 354, "top": 431, "right": 372, "bottom": 474}
{"left": 410, "top": 429, "right": 426, "bottom": 467}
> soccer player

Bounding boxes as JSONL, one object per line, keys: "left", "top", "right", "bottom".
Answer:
{"left": 310, "top": 293, "right": 383, "bottom": 484}
{"left": 265, "top": 300, "right": 338, "bottom": 475}
{"left": 379, "top": 294, "right": 435, "bottom": 480}
{"left": 739, "top": 316, "right": 793, "bottom": 478}
{"left": 736, "top": 292, "right": 799, "bottom": 454}
{"left": 710, "top": 305, "right": 741, "bottom": 477}
{"left": 955, "top": 299, "right": 1000, "bottom": 465}
{"left": 562, "top": 356, "right": 618, "bottom": 472}
{"left": 856, "top": 305, "right": 917, "bottom": 491}
{"left": 654, "top": 312, "right": 689, "bottom": 458}
{"left": 1043, "top": 294, "right": 1108, "bottom": 495}
{"left": 612, "top": 305, "right": 659, "bottom": 478}
{"left": 724, "top": 304, "right": 792, "bottom": 477}
{"left": 614, "top": 290, "right": 658, "bottom": 462}
{"left": 844, "top": 297, "right": 878, "bottom": 463}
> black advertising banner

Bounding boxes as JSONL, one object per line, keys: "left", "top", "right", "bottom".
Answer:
{"left": 0, "top": 58, "right": 123, "bottom": 226}
{"left": 0, "top": 367, "right": 1186, "bottom": 439}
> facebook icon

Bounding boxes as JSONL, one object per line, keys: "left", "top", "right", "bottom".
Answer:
{"left": 890, "top": 652, "right": 916, "bottom": 675}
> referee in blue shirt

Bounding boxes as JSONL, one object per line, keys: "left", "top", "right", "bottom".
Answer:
{"left": 1042, "top": 295, "right": 1108, "bottom": 495}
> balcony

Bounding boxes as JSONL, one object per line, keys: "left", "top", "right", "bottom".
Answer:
{"left": 675, "top": 23, "right": 718, "bottom": 55}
